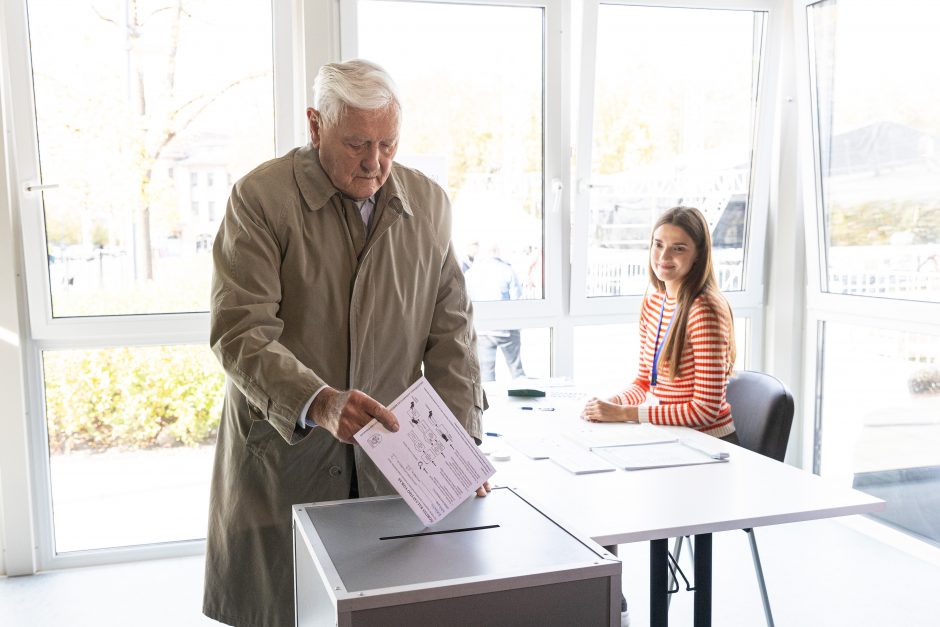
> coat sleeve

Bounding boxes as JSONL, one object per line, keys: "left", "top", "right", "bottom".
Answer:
{"left": 422, "top": 211, "right": 484, "bottom": 443}
{"left": 210, "top": 179, "right": 325, "bottom": 445}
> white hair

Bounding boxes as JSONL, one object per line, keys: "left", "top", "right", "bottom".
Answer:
{"left": 312, "top": 59, "right": 401, "bottom": 129}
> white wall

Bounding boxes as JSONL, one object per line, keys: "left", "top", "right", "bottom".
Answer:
{"left": 764, "top": 0, "right": 806, "bottom": 466}
{"left": 0, "top": 62, "right": 36, "bottom": 575}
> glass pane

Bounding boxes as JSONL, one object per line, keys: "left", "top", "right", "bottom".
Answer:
{"left": 476, "top": 327, "right": 550, "bottom": 384}
{"left": 27, "top": 0, "right": 275, "bottom": 317}
{"left": 43, "top": 345, "right": 223, "bottom": 552}
{"left": 819, "top": 322, "right": 940, "bottom": 546}
{"left": 574, "top": 323, "right": 639, "bottom": 395}
{"left": 586, "top": 5, "right": 763, "bottom": 297}
{"left": 809, "top": 1, "right": 940, "bottom": 302}
{"left": 357, "top": 0, "right": 545, "bottom": 300}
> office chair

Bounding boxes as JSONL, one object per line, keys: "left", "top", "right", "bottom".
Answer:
{"left": 668, "top": 370, "right": 794, "bottom": 627}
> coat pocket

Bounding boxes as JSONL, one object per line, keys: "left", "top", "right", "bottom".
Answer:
{"left": 244, "top": 411, "right": 275, "bottom": 459}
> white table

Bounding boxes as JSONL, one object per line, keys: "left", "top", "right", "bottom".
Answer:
{"left": 483, "top": 392, "right": 885, "bottom": 627}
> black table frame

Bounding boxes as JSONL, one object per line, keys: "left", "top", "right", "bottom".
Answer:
{"left": 650, "top": 533, "right": 712, "bottom": 627}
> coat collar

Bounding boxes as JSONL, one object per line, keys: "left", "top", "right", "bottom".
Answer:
{"left": 293, "top": 144, "right": 415, "bottom": 217}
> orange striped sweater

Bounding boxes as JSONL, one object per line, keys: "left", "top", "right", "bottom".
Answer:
{"left": 615, "top": 291, "right": 735, "bottom": 438}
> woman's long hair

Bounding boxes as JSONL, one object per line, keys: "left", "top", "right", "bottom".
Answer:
{"left": 648, "top": 206, "right": 736, "bottom": 378}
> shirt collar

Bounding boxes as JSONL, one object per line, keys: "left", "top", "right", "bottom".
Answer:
{"left": 293, "top": 144, "right": 414, "bottom": 217}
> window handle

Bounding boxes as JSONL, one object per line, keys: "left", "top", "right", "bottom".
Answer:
{"left": 577, "top": 179, "right": 612, "bottom": 195}
{"left": 25, "top": 182, "right": 59, "bottom": 192}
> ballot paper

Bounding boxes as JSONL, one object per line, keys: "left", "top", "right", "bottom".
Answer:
{"left": 354, "top": 377, "right": 496, "bottom": 525}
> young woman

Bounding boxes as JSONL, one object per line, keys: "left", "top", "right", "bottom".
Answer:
{"left": 582, "top": 206, "right": 739, "bottom": 443}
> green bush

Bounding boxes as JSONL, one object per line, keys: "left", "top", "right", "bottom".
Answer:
{"left": 909, "top": 367, "right": 940, "bottom": 396}
{"left": 44, "top": 345, "right": 224, "bottom": 453}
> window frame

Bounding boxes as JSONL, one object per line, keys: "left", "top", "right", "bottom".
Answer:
{"left": 795, "top": 0, "right": 940, "bottom": 563}
{"left": 5, "top": 0, "right": 301, "bottom": 570}
{"left": 796, "top": 0, "right": 940, "bottom": 461}
{"left": 14, "top": 6, "right": 300, "bottom": 343}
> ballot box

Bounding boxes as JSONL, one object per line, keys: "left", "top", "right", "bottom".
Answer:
{"left": 292, "top": 486, "right": 621, "bottom": 627}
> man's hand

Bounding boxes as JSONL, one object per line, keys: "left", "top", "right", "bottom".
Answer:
{"left": 308, "top": 388, "right": 399, "bottom": 443}
{"left": 475, "top": 480, "right": 492, "bottom": 497}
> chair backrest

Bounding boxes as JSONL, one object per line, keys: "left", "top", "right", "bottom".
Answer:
{"left": 726, "top": 371, "right": 795, "bottom": 463}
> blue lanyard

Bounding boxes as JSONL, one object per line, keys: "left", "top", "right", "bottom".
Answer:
{"left": 650, "top": 298, "right": 676, "bottom": 388}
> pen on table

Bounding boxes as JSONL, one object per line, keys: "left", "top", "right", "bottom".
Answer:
{"left": 485, "top": 431, "right": 502, "bottom": 437}
{"left": 521, "top": 406, "right": 555, "bottom": 411}
{"left": 683, "top": 441, "right": 730, "bottom": 460}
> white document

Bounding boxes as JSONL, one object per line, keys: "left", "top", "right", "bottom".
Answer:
{"left": 563, "top": 423, "right": 678, "bottom": 450}
{"left": 506, "top": 435, "right": 554, "bottom": 459}
{"left": 593, "top": 440, "right": 730, "bottom": 471}
{"left": 354, "top": 377, "right": 496, "bottom": 526}
{"left": 546, "top": 440, "right": 617, "bottom": 475}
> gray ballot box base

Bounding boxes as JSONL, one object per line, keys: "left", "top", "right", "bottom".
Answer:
{"left": 293, "top": 486, "right": 621, "bottom": 627}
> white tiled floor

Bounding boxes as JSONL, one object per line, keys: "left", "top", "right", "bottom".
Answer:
{"left": 2, "top": 516, "right": 939, "bottom": 626}
{"left": 619, "top": 517, "right": 940, "bottom": 627}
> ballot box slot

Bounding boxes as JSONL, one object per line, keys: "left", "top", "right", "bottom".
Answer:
{"left": 379, "top": 524, "right": 500, "bottom": 541}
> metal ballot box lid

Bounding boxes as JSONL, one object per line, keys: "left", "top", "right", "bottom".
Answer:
{"left": 293, "top": 486, "right": 620, "bottom": 626}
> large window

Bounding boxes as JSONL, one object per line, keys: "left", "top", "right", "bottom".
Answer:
{"left": 577, "top": 4, "right": 766, "bottom": 300}
{"left": 26, "top": 0, "right": 274, "bottom": 318}
{"left": 43, "top": 345, "right": 222, "bottom": 552}
{"left": 10, "top": 0, "right": 278, "bottom": 566}
{"left": 817, "top": 322, "right": 940, "bottom": 546}
{"left": 808, "top": 0, "right": 940, "bottom": 303}
{"left": 803, "top": 0, "right": 940, "bottom": 549}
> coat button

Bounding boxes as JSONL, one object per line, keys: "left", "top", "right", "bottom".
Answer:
{"left": 328, "top": 465, "right": 342, "bottom": 477}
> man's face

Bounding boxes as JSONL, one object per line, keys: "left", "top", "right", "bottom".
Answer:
{"left": 307, "top": 105, "right": 400, "bottom": 200}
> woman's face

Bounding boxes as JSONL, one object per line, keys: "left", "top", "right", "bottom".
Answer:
{"left": 650, "top": 223, "right": 698, "bottom": 290}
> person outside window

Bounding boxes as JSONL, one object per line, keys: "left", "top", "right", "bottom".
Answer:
{"left": 463, "top": 241, "right": 527, "bottom": 382}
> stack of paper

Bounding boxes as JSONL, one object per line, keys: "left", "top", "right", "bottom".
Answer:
{"left": 507, "top": 436, "right": 617, "bottom": 473}
{"left": 545, "top": 441, "right": 616, "bottom": 475}
{"left": 594, "top": 440, "right": 729, "bottom": 471}
{"left": 507, "top": 435, "right": 554, "bottom": 460}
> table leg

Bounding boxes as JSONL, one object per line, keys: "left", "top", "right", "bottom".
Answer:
{"left": 650, "top": 538, "right": 669, "bottom": 627}
{"left": 693, "top": 533, "right": 712, "bottom": 627}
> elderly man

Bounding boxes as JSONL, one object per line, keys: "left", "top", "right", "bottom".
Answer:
{"left": 203, "top": 59, "right": 486, "bottom": 627}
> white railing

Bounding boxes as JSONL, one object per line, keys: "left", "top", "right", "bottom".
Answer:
{"left": 828, "top": 270, "right": 940, "bottom": 297}
{"left": 585, "top": 247, "right": 744, "bottom": 296}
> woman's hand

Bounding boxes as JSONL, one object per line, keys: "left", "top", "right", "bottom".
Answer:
{"left": 581, "top": 397, "right": 639, "bottom": 423}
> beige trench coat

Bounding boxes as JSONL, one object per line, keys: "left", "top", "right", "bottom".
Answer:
{"left": 203, "top": 145, "right": 484, "bottom": 627}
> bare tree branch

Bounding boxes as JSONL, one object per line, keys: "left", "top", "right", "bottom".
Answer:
{"left": 149, "top": 71, "right": 268, "bottom": 170}
{"left": 139, "top": 3, "right": 191, "bottom": 29}
{"left": 90, "top": 4, "right": 119, "bottom": 26}
{"left": 165, "top": 0, "right": 184, "bottom": 99}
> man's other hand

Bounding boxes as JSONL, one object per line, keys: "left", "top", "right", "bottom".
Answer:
{"left": 309, "top": 388, "right": 399, "bottom": 443}
{"left": 475, "top": 480, "right": 492, "bottom": 497}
